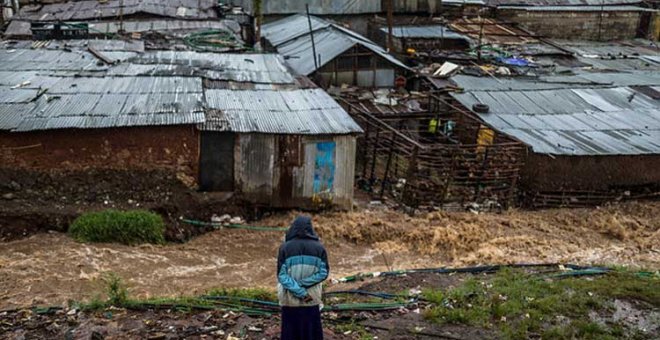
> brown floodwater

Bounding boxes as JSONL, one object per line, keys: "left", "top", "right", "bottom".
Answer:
{"left": 1, "top": 202, "right": 658, "bottom": 309}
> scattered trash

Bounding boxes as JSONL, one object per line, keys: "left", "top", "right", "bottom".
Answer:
{"left": 433, "top": 61, "right": 461, "bottom": 77}
{"left": 10, "top": 80, "right": 31, "bottom": 89}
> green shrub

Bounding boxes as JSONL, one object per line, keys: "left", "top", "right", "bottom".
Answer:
{"left": 69, "top": 209, "right": 165, "bottom": 245}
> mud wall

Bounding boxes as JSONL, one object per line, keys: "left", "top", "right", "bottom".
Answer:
{"left": 496, "top": 9, "right": 644, "bottom": 40}
{"left": 0, "top": 126, "right": 200, "bottom": 185}
{"left": 521, "top": 153, "right": 660, "bottom": 192}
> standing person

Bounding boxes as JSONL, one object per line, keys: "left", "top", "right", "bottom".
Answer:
{"left": 277, "top": 216, "right": 329, "bottom": 340}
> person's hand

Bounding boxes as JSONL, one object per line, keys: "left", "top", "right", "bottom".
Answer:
{"left": 302, "top": 295, "right": 314, "bottom": 303}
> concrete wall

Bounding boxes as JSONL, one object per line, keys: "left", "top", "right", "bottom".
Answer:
{"left": 497, "top": 9, "right": 644, "bottom": 40}
{"left": 234, "top": 133, "right": 357, "bottom": 209}
{"left": 0, "top": 126, "right": 200, "bottom": 184}
{"left": 521, "top": 153, "right": 660, "bottom": 192}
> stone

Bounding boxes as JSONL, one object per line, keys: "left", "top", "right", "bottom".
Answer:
{"left": 2, "top": 193, "right": 15, "bottom": 200}
{"left": 9, "top": 181, "right": 21, "bottom": 191}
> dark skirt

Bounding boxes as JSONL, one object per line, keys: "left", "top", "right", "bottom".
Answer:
{"left": 281, "top": 305, "right": 323, "bottom": 340}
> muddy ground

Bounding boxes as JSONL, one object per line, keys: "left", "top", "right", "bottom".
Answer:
{"left": 0, "top": 201, "right": 658, "bottom": 310}
{"left": 2, "top": 269, "right": 657, "bottom": 339}
{"left": 0, "top": 169, "right": 248, "bottom": 242}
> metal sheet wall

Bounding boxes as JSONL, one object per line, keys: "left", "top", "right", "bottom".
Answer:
{"left": 235, "top": 133, "right": 357, "bottom": 209}
{"left": 236, "top": 134, "right": 275, "bottom": 202}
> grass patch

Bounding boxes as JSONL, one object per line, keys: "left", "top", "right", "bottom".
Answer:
{"left": 69, "top": 209, "right": 165, "bottom": 245}
{"left": 423, "top": 269, "right": 659, "bottom": 339}
{"left": 78, "top": 273, "right": 278, "bottom": 314}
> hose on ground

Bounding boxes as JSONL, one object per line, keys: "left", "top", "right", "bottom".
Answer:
{"left": 181, "top": 218, "right": 288, "bottom": 232}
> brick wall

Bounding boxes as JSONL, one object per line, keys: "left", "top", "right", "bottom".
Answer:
{"left": 497, "top": 9, "right": 643, "bottom": 41}
{"left": 0, "top": 126, "right": 200, "bottom": 185}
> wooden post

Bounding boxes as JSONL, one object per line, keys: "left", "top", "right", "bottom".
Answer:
{"left": 403, "top": 146, "right": 419, "bottom": 206}
{"left": 119, "top": 0, "right": 124, "bottom": 33}
{"left": 380, "top": 130, "right": 397, "bottom": 199}
{"left": 477, "top": 17, "right": 485, "bottom": 62}
{"left": 362, "top": 122, "right": 371, "bottom": 178}
{"left": 254, "top": 0, "right": 263, "bottom": 46}
{"left": 307, "top": 4, "right": 319, "bottom": 70}
{"left": 597, "top": 0, "right": 604, "bottom": 41}
{"left": 386, "top": 0, "right": 394, "bottom": 52}
{"left": 369, "top": 129, "right": 381, "bottom": 184}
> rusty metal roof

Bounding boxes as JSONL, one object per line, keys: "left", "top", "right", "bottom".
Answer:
{"left": 4, "top": 19, "right": 240, "bottom": 39}
{"left": 17, "top": 0, "right": 219, "bottom": 21}
{"left": 450, "top": 18, "right": 540, "bottom": 45}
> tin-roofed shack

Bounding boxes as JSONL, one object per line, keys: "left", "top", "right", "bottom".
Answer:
{"left": 0, "top": 43, "right": 362, "bottom": 210}
{"left": 370, "top": 25, "right": 473, "bottom": 54}
{"left": 261, "top": 14, "right": 411, "bottom": 89}
{"left": 334, "top": 86, "right": 525, "bottom": 211}
{"left": 5, "top": 0, "right": 248, "bottom": 51}
{"left": 449, "top": 43, "right": 660, "bottom": 207}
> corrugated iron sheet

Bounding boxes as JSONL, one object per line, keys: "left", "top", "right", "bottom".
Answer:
{"left": 203, "top": 88, "right": 363, "bottom": 135}
{"left": 17, "top": 0, "right": 218, "bottom": 21}
{"left": 451, "top": 76, "right": 660, "bottom": 155}
{"left": 488, "top": 0, "right": 643, "bottom": 5}
{"left": 554, "top": 40, "right": 660, "bottom": 57}
{"left": 103, "top": 51, "right": 295, "bottom": 84}
{"left": 229, "top": 0, "right": 380, "bottom": 15}
{"left": 498, "top": 5, "right": 655, "bottom": 11}
{"left": 381, "top": 25, "right": 472, "bottom": 41}
{"left": 262, "top": 14, "right": 410, "bottom": 76}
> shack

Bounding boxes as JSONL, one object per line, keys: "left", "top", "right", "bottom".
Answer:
{"left": 261, "top": 14, "right": 410, "bottom": 88}
{"left": 5, "top": 0, "right": 248, "bottom": 47}
{"left": 0, "top": 43, "right": 361, "bottom": 209}
{"left": 450, "top": 69, "right": 660, "bottom": 207}
{"left": 371, "top": 25, "right": 472, "bottom": 54}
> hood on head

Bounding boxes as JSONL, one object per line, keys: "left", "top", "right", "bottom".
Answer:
{"left": 285, "top": 215, "right": 319, "bottom": 241}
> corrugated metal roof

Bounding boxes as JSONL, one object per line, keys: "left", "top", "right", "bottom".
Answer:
{"left": 17, "top": 0, "right": 218, "bottom": 21}
{"left": 381, "top": 26, "right": 472, "bottom": 41}
{"left": 4, "top": 19, "right": 240, "bottom": 39}
{"left": 451, "top": 76, "right": 660, "bottom": 155}
{"left": 498, "top": 5, "right": 655, "bottom": 11}
{"left": 262, "top": 14, "right": 410, "bottom": 76}
{"left": 488, "top": 0, "right": 643, "bottom": 5}
{"left": 554, "top": 40, "right": 659, "bottom": 57}
{"left": 0, "top": 47, "right": 358, "bottom": 135}
{"left": 229, "top": 0, "right": 380, "bottom": 15}
{"left": 262, "top": 14, "right": 331, "bottom": 47}
{"left": 102, "top": 51, "right": 295, "bottom": 84}
{"left": 541, "top": 71, "right": 660, "bottom": 87}
{"left": 203, "top": 88, "right": 363, "bottom": 135}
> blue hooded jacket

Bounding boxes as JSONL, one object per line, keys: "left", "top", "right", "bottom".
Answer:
{"left": 277, "top": 216, "right": 329, "bottom": 306}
